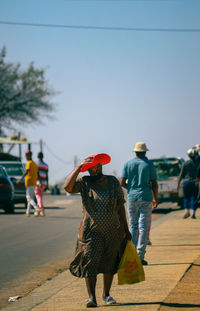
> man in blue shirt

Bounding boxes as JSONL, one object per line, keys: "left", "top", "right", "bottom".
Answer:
{"left": 120, "top": 142, "right": 158, "bottom": 265}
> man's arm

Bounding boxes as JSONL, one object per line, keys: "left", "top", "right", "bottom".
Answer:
{"left": 118, "top": 203, "right": 132, "bottom": 240}
{"left": 177, "top": 165, "right": 185, "bottom": 190}
{"left": 120, "top": 177, "right": 127, "bottom": 189}
{"left": 16, "top": 170, "right": 28, "bottom": 184}
{"left": 45, "top": 170, "right": 49, "bottom": 189}
{"left": 195, "top": 165, "right": 200, "bottom": 187}
{"left": 151, "top": 180, "right": 158, "bottom": 209}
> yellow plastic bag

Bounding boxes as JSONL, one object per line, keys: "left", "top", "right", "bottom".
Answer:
{"left": 117, "top": 241, "right": 145, "bottom": 285}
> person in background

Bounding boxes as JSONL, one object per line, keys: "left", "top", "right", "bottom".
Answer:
{"left": 120, "top": 142, "right": 158, "bottom": 265}
{"left": 177, "top": 148, "right": 200, "bottom": 219}
{"left": 17, "top": 150, "right": 39, "bottom": 217}
{"left": 34, "top": 152, "right": 49, "bottom": 216}
{"left": 194, "top": 145, "right": 200, "bottom": 209}
{"left": 195, "top": 164, "right": 200, "bottom": 209}
{"left": 194, "top": 144, "right": 200, "bottom": 153}
{"left": 51, "top": 184, "right": 60, "bottom": 195}
{"left": 64, "top": 153, "right": 131, "bottom": 308}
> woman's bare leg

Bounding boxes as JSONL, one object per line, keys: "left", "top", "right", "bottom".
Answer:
{"left": 103, "top": 274, "right": 114, "bottom": 297}
{"left": 85, "top": 277, "right": 97, "bottom": 303}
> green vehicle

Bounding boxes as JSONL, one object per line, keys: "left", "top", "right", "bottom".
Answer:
{"left": 150, "top": 157, "right": 184, "bottom": 206}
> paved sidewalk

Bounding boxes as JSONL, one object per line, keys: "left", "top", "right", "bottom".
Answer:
{"left": 2, "top": 209, "right": 200, "bottom": 311}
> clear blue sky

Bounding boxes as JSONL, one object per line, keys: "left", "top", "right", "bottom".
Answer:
{"left": 1, "top": 0, "right": 200, "bottom": 184}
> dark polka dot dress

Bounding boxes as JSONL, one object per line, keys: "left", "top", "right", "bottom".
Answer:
{"left": 69, "top": 175, "right": 126, "bottom": 278}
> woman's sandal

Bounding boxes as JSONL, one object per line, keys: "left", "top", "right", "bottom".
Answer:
{"left": 102, "top": 295, "right": 116, "bottom": 305}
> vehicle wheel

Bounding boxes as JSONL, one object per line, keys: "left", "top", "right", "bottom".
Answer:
{"left": 4, "top": 201, "right": 15, "bottom": 214}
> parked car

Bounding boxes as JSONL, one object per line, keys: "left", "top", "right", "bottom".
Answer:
{"left": 150, "top": 157, "right": 184, "bottom": 207}
{"left": 0, "top": 165, "right": 15, "bottom": 213}
{"left": 0, "top": 161, "right": 27, "bottom": 207}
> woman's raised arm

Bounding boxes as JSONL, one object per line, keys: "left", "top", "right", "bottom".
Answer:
{"left": 64, "top": 157, "right": 92, "bottom": 193}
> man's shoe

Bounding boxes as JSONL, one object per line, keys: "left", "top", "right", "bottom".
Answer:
{"left": 34, "top": 211, "right": 40, "bottom": 217}
{"left": 183, "top": 212, "right": 190, "bottom": 219}
{"left": 191, "top": 214, "right": 196, "bottom": 219}
{"left": 147, "top": 239, "right": 152, "bottom": 246}
{"left": 141, "top": 259, "right": 148, "bottom": 265}
{"left": 86, "top": 298, "right": 97, "bottom": 308}
{"left": 103, "top": 296, "right": 116, "bottom": 305}
{"left": 24, "top": 214, "right": 30, "bottom": 217}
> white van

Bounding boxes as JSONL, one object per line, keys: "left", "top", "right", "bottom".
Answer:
{"left": 150, "top": 157, "right": 184, "bottom": 206}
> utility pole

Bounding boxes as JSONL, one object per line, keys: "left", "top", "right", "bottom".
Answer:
{"left": 39, "top": 139, "right": 43, "bottom": 152}
{"left": 19, "top": 144, "right": 22, "bottom": 160}
{"left": 18, "top": 132, "right": 21, "bottom": 160}
{"left": 0, "top": 127, "right": 3, "bottom": 152}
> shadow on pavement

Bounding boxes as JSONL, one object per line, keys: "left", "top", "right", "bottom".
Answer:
{"left": 161, "top": 302, "right": 200, "bottom": 308}
{"left": 153, "top": 207, "right": 180, "bottom": 214}
{"left": 103, "top": 302, "right": 200, "bottom": 308}
{"left": 103, "top": 301, "right": 162, "bottom": 307}
{"left": 0, "top": 206, "right": 62, "bottom": 215}
{"left": 44, "top": 206, "right": 62, "bottom": 210}
{"left": 149, "top": 262, "right": 192, "bottom": 266}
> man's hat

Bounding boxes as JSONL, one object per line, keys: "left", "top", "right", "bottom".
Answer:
{"left": 133, "top": 142, "right": 149, "bottom": 152}
{"left": 80, "top": 153, "right": 111, "bottom": 172}
{"left": 194, "top": 144, "right": 200, "bottom": 152}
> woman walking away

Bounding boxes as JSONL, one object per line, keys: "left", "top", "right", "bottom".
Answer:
{"left": 64, "top": 153, "right": 131, "bottom": 308}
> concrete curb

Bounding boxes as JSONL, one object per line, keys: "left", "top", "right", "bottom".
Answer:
{"left": 0, "top": 271, "right": 74, "bottom": 311}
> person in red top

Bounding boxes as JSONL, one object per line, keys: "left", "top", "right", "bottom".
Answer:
{"left": 34, "top": 152, "right": 49, "bottom": 216}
